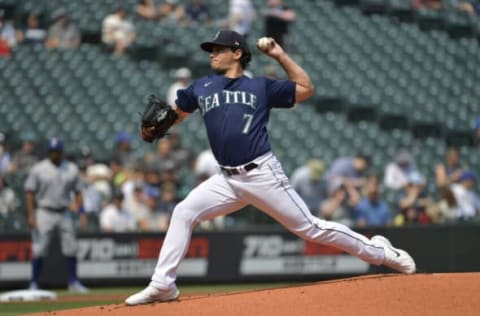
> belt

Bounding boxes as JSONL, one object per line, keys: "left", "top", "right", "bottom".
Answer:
{"left": 41, "top": 206, "right": 66, "bottom": 212}
{"left": 220, "top": 162, "right": 258, "bottom": 176}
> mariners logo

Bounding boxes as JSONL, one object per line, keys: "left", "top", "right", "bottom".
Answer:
{"left": 156, "top": 110, "right": 167, "bottom": 122}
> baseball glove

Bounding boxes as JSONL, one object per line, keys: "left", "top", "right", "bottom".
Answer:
{"left": 140, "top": 95, "right": 178, "bottom": 143}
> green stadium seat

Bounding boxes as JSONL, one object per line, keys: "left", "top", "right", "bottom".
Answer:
{"left": 0, "top": 0, "right": 479, "bottom": 221}
{"left": 444, "top": 11, "right": 475, "bottom": 38}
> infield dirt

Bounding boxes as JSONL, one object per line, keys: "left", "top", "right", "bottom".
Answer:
{"left": 30, "top": 273, "right": 480, "bottom": 316}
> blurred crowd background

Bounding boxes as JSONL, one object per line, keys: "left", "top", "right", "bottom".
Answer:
{"left": 0, "top": 0, "right": 479, "bottom": 233}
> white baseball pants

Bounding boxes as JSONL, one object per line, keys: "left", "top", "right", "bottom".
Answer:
{"left": 150, "top": 153, "right": 384, "bottom": 289}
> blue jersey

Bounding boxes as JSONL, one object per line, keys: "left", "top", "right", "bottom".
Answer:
{"left": 176, "top": 74, "right": 296, "bottom": 166}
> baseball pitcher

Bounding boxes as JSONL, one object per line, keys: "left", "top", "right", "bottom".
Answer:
{"left": 126, "top": 30, "right": 416, "bottom": 305}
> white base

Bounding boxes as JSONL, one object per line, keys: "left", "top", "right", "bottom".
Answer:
{"left": 0, "top": 289, "right": 57, "bottom": 302}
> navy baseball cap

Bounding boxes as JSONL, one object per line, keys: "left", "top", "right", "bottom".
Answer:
{"left": 115, "top": 131, "right": 132, "bottom": 144}
{"left": 201, "top": 30, "right": 249, "bottom": 53}
{"left": 47, "top": 137, "right": 63, "bottom": 151}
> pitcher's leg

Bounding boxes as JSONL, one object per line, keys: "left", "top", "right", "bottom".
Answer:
{"left": 254, "top": 189, "right": 384, "bottom": 265}
{"left": 150, "top": 174, "right": 246, "bottom": 289}
{"left": 245, "top": 158, "right": 385, "bottom": 265}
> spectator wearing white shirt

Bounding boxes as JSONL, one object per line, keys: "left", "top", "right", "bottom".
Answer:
{"left": 0, "top": 9, "right": 17, "bottom": 56}
{"left": 0, "top": 175, "right": 16, "bottom": 216}
{"left": 100, "top": 191, "right": 136, "bottom": 232}
{"left": 220, "top": 0, "right": 256, "bottom": 37}
{"left": 167, "top": 67, "right": 191, "bottom": 106}
{"left": 290, "top": 159, "right": 327, "bottom": 212}
{"left": 194, "top": 149, "right": 218, "bottom": 183}
{"left": 450, "top": 171, "right": 480, "bottom": 220}
{"left": 0, "top": 133, "right": 11, "bottom": 175}
{"left": 384, "top": 150, "right": 419, "bottom": 191}
{"left": 102, "top": 6, "right": 136, "bottom": 55}
{"left": 45, "top": 8, "right": 80, "bottom": 49}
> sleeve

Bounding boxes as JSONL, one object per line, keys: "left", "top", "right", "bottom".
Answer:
{"left": 24, "top": 168, "right": 38, "bottom": 192}
{"left": 99, "top": 208, "right": 111, "bottom": 231}
{"left": 265, "top": 78, "right": 296, "bottom": 108}
{"left": 175, "top": 84, "right": 198, "bottom": 113}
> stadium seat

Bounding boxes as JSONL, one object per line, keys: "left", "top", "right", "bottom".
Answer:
{"left": 0, "top": 0, "right": 479, "bottom": 226}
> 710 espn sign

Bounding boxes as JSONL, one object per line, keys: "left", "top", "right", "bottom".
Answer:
{"left": 240, "top": 235, "right": 369, "bottom": 275}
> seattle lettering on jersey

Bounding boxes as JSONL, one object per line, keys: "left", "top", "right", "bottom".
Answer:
{"left": 175, "top": 75, "right": 296, "bottom": 166}
{"left": 197, "top": 90, "right": 257, "bottom": 115}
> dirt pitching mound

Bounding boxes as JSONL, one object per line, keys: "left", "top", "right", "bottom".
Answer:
{"left": 32, "top": 273, "right": 480, "bottom": 316}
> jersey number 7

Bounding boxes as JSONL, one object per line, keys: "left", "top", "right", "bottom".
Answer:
{"left": 242, "top": 114, "right": 253, "bottom": 134}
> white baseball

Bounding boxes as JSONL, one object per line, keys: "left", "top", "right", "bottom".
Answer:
{"left": 257, "top": 37, "right": 272, "bottom": 51}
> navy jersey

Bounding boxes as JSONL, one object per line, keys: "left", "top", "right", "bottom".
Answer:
{"left": 175, "top": 74, "right": 296, "bottom": 166}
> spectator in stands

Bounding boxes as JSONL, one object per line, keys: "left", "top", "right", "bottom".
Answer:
{"left": 353, "top": 175, "right": 392, "bottom": 227}
{"left": 427, "top": 186, "right": 458, "bottom": 223}
{"left": 110, "top": 156, "right": 131, "bottom": 193}
{"left": 150, "top": 138, "right": 180, "bottom": 172}
{"left": 457, "top": 0, "right": 480, "bottom": 14}
{"left": 262, "top": 0, "right": 295, "bottom": 49}
{"left": 16, "top": 11, "right": 47, "bottom": 46}
{"left": 0, "top": 133, "right": 11, "bottom": 176}
{"left": 156, "top": 181, "right": 178, "bottom": 231}
{"left": 192, "top": 149, "right": 226, "bottom": 230}
{"left": 123, "top": 182, "right": 151, "bottom": 231}
{"left": 219, "top": 0, "right": 256, "bottom": 37}
{"left": 324, "top": 153, "right": 371, "bottom": 192}
{"left": 120, "top": 163, "right": 146, "bottom": 197}
{"left": 79, "top": 185, "right": 101, "bottom": 232}
{"left": 136, "top": 0, "right": 158, "bottom": 20}
{"left": 0, "top": 175, "right": 16, "bottom": 216}
{"left": 290, "top": 159, "right": 328, "bottom": 212}
{"left": 194, "top": 149, "right": 218, "bottom": 183}
{"left": 169, "top": 131, "right": 195, "bottom": 169}
{"left": 102, "top": 6, "right": 136, "bottom": 55}
{"left": 264, "top": 64, "right": 279, "bottom": 79}
{"left": 143, "top": 163, "right": 163, "bottom": 191}
{"left": 185, "top": 0, "right": 211, "bottom": 25}
{"left": 111, "top": 131, "right": 137, "bottom": 169}
{"left": 159, "top": 160, "right": 182, "bottom": 195}
{"left": 83, "top": 163, "right": 112, "bottom": 214}
{"left": 167, "top": 67, "right": 192, "bottom": 106}
{"left": 158, "top": 0, "right": 186, "bottom": 24}
{"left": 8, "top": 132, "right": 38, "bottom": 174}
{"left": 394, "top": 171, "right": 432, "bottom": 226}
{"left": 412, "top": 0, "right": 443, "bottom": 9}
{"left": 100, "top": 190, "right": 136, "bottom": 232}
{"left": 435, "top": 147, "right": 465, "bottom": 189}
{"left": 45, "top": 8, "right": 80, "bottom": 49}
{"left": 475, "top": 117, "right": 480, "bottom": 148}
{"left": 319, "top": 178, "right": 360, "bottom": 227}
{"left": 450, "top": 171, "right": 480, "bottom": 221}
{"left": 142, "top": 186, "right": 166, "bottom": 231}
{"left": 384, "top": 149, "right": 419, "bottom": 191}
{"left": 0, "top": 9, "right": 16, "bottom": 57}
{"left": 76, "top": 145, "right": 95, "bottom": 172}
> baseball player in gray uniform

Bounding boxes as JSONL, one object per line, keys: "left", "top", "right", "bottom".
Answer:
{"left": 25, "top": 138, "right": 88, "bottom": 293}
